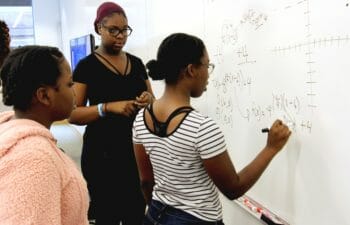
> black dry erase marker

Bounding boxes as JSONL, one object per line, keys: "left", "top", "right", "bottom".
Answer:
{"left": 261, "top": 128, "right": 269, "bottom": 133}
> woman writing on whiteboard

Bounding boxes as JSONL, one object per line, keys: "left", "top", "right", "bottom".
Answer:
{"left": 68, "top": 2, "right": 154, "bottom": 225}
{"left": 132, "top": 33, "right": 291, "bottom": 225}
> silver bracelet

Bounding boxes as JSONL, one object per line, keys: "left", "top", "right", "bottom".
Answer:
{"left": 97, "top": 103, "right": 106, "bottom": 117}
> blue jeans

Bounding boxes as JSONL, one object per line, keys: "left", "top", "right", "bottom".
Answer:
{"left": 143, "top": 200, "right": 225, "bottom": 225}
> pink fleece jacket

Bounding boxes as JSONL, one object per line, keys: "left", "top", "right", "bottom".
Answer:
{"left": 0, "top": 111, "right": 89, "bottom": 225}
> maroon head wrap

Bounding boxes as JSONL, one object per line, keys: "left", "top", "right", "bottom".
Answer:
{"left": 94, "top": 2, "right": 126, "bottom": 34}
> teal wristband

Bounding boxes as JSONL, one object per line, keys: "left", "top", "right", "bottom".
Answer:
{"left": 97, "top": 103, "right": 106, "bottom": 117}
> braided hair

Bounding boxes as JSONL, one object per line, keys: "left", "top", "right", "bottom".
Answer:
{"left": 0, "top": 45, "right": 64, "bottom": 111}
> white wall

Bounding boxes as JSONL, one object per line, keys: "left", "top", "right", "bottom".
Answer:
{"left": 32, "top": 0, "right": 62, "bottom": 49}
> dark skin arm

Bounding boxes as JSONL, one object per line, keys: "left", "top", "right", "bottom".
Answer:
{"left": 203, "top": 119, "right": 291, "bottom": 200}
{"left": 133, "top": 143, "right": 155, "bottom": 204}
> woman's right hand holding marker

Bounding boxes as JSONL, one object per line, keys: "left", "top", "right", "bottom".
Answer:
{"left": 266, "top": 119, "right": 292, "bottom": 153}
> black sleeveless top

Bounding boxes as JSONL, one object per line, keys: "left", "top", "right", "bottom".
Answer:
{"left": 146, "top": 103, "right": 193, "bottom": 137}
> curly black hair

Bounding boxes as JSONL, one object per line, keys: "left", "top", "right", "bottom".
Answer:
{"left": 0, "top": 45, "right": 64, "bottom": 111}
{"left": 0, "top": 20, "right": 10, "bottom": 67}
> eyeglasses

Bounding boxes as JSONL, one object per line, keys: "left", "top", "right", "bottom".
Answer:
{"left": 200, "top": 62, "right": 215, "bottom": 74}
{"left": 101, "top": 24, "right": 133, "bottom": 37}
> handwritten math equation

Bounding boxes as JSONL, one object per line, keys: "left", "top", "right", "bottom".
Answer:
{"left": 206, "top": 0, "right": 350, "bottom": 134}
{"left": 208, "top": 4, "right": 316, "bottom": 133}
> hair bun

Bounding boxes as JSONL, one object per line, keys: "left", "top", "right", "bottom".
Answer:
{"left": 146, "top": 59, "right": 164, "bottom": 81}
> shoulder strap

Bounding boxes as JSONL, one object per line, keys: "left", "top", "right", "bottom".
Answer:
{"left": 123, "top": 56, "right": 130, "bottom": 76}
{"left": 147, "top": 104, "right": 166, "bottom": 136}
{"left": 163, "top": 106, "right": 193, "bottom": 125}
{"left": 146, "top": 104, "right": 193, "bottom": 137}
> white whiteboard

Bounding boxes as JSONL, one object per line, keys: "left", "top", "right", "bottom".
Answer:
{"left": 139, "top": 0, "right": 350, "bottom": 224}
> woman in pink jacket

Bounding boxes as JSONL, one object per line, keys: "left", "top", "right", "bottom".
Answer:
{"left": 0, "top": 46, "right": 89, "bottom": 225}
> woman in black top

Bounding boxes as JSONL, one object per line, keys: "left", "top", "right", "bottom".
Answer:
{"left": 69, "top": 2, "right": 154, "bottom": 225}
